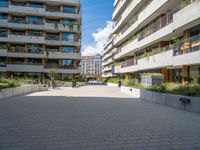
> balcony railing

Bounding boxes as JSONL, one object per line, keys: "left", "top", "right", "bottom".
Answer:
{"left": 45, "top": 35, "right": 60, "bottom": 40}
{"left": 9, "top": 19, "right": 44, "bottom": 25}
{"left": 122, "top": 57, "right": 138, "bottom": 68}
{"left": 44, "top": 64, "right": 74, "bottom": 69}
{"left": 139, "top": 45, "right": 174, "bottom": 59}
{"left": 0, "top": 44, "right": 7, "bottom": 49}
{"left": 138, "top": 0, "right": 196, "bottom": 41}
{"left": 174, "top": 34, "right": 200, "bottom": 56}
{"left": 8, "top": 47, "right": 44, "bottom": 54}
{"left": 7, "top": 62, "right": 42, "bottom": 65}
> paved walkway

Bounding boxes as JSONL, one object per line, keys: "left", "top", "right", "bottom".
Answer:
{"left": 0, "top": 85, "right": 200, "bottom": 150}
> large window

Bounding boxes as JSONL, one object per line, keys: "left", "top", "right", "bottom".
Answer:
{"left": 28, "top": 16, "right": 44, "bottom": 24}
{"left": 62, "top": 59, "right": 73, "bottom": 65}
{"left": 0, "top": 0, "right": 8, "bottom": 7}
{"left": 62, "top": 46, "right": 74, "bottom": 53}
{"left": 62, "top": 33, "right": 74, "bottom": 42}
{"left": 0, "top": 13, "right": 7, "bottom": 19}
{"left": 63, "top": 19, "right": 76, "bottom": 25}
{"left": 28, "top": 2, "right": 44, "bottom": 8}
{"left": 63, "top": 6, "right": 76, "bottom": 14}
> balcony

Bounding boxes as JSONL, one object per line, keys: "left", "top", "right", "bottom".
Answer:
{"left": 7, "top": 48, "right": 45, "bottom": 58}
{"left": 114, "top": 48, "right": 122, "bottom": 60}
{"left": 44, "top": 64, "right": 80, "bottom": 74}
{"left": 0, "top": 49, "right": 7, "bottom": 57}
{"left": 9, "top": 5, "right": 45, "bottom": 16}
{"left": 173, "top": 0, "right": 200, "bottom": 30}
{"left": 8, "top": 19, "right": 45, "bottom": 30}
{"left": 47, "top": 52, "right": 81, "bottom": 59}
{"left": 138, "top": 48, "right": 173, "bottom": 71}
{"left": 114, "top": 64, "right": 122, "bottom": 73}
{"left": 0, "top": 19, "right": 8, "bottom": 27}
{"left": 102, "top": 58, "right": 114, "bottom": 66}
{"left": 103, "top": 52, "right": 113, "bottom": 61}
{"left": 113, "top": 0, "right": 142, "bottom": 33}
{"left": 45, "top": 9, "right": 81, "bottom": 19}
{"left": 8, "top": 34, "right": 44, "bottom": 44}
{"left": 173, "top": 34, "right": 200, "bottom": 66}
{"left": 45, "top": 23, "right": 79, "bottom": 32}
{"left": 0, "top": 32, "right": 8, "bottom": 42}
{"left": 120, "top": 37, "right": 138, "bottom": 57}
{"left": 112, "top": 0, "right": 127, "bottom": 20}
{"left": 44, "top": 0, "right": 80, "bottom": 5}
{"left": 7, "top": 63, "right": 44, "bottom": 72}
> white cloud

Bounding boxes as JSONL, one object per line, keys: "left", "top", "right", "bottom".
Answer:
{"left": 82, "top": 21, "right": 113, "bottom": 56}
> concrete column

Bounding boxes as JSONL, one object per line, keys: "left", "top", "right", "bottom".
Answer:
{"left": 182, "top": 65, "right": 189, "bottom": 84}
{"left": 161, "top": 68, "right": 169, "bottom": 82}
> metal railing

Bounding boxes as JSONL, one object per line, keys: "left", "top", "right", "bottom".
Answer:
{"left": 45, "top": 35, "right": 60, "bottom": 40}
{"left": 174, "top": 34, "right": 200, "bottom": 56}
{"left": 138, "top": 0, "right": 196, "bottom": 41}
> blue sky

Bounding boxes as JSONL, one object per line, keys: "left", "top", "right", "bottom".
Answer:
{"left": 81, "top": 0, "right": 114, "bottom": 55}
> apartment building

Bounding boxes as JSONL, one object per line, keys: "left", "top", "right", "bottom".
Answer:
{"left": 109, "top": 0, "right": 200, "bottom": 84}
{"left": 0, "top": 0, "right": 81, "bottom": 79}
{"left": 102, "top": 34, "right": 116, "bottom": 78}
{"left": 80, "top": 55, "right": 102, "bottom": 77}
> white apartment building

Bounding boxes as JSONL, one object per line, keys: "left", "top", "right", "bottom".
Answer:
{"left": 80, "top": 55, "right": 102, "bottom": 77}
{"left": 107, "top": 0, "right": 200, "bottom": 84}
{"left": 102, "top": 34, "right": 116, "bottom": 78}
{"left": 0, "top": 0, "right": 81, "bottom": 79}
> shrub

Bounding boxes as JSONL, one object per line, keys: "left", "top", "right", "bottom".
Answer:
{"left": 0, "top": 79, "right": 20, "bottom": 89}
{"left": 148, "top": 83, "right": 200, "bottom": 97}
{"left": 107, "top": 78, "right": 120, "bottom": 84}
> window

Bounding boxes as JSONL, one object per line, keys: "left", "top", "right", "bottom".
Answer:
{"left": 28, "top": 16, "right": 43, "bottom": 24}
{"left": 62, "top": 46, "right": 74, "bottom": 53}
{"left": 0, "top": 28, "right": 7, "bottom": 37}
{"left": 62, "top": 59, "right": 73, "bottom": 65}
{"left": 0, "top": 13, "right": 7, "bottom": 19}
{"left": 28, "top": 30, "right": 43, "bottom": 36}
{"left": 63, "top": 19, "right": 76, "bottom": 25}
{"left": 62, "top": 33, "right": 74, "bottom": 42}
{"left": 63, "top": 6, "right": 76, "bottom": 14}
{"left": 28, "top": 2, "right": 44, "bottom": 8}
{"left": 0, "top": 0, "right": 8, "bottom": 7}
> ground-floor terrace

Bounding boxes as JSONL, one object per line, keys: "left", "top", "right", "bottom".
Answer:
{"left": 0, "top": 85, "right": 200, "bottom": 150}
{"left": 117, "top": 65, "right": 200, "bottom": 85}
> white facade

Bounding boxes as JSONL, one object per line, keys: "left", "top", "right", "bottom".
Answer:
{"left": 102, "top": 35, "right": 116, "bottom": 78}
{"left": 108, "top": 0, "right": 200, "bottom": 83}
{"left": 80, "top": 55, "right": 102, "bottom": 76}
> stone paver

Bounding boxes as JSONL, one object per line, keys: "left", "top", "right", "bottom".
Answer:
{"left": 0, "top": 85, "right": 200, "bottom": 150}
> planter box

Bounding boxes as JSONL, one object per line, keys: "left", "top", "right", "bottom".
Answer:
{"left": 121, "top": 86, "right": 200, "bottom": 114}
{"left": 0, "top": 85, "right": 48, "bottom": 100}
{"left": 152, "top": 92, "right": 167, "bottom": 105}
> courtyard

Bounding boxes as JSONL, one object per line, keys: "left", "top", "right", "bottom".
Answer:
{"left": 0, "top": 85, "right": 200, "bottom": 150}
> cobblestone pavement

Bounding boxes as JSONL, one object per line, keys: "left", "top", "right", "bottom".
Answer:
{"left": 0, "top": 85, "right": 200, "bottom": 150}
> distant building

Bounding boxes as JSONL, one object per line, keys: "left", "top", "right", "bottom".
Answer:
{"left": 80, "top": 55, "right": 102, "bottom": 77}
{"left": 102, "top": 34, "right": 116, "bottom": 78}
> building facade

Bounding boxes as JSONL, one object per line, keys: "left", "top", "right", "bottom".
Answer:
{"left": 0, "top": 0, "right": 81, "bottom": 79}
{"left": 102, "top": 34, "right": 116, "bottom": 78}
{"left": 106, "top": 0, "right": 200, "bottom": 84}
{"left": 80, "top": 55, "right": 102, "bottom": 77}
